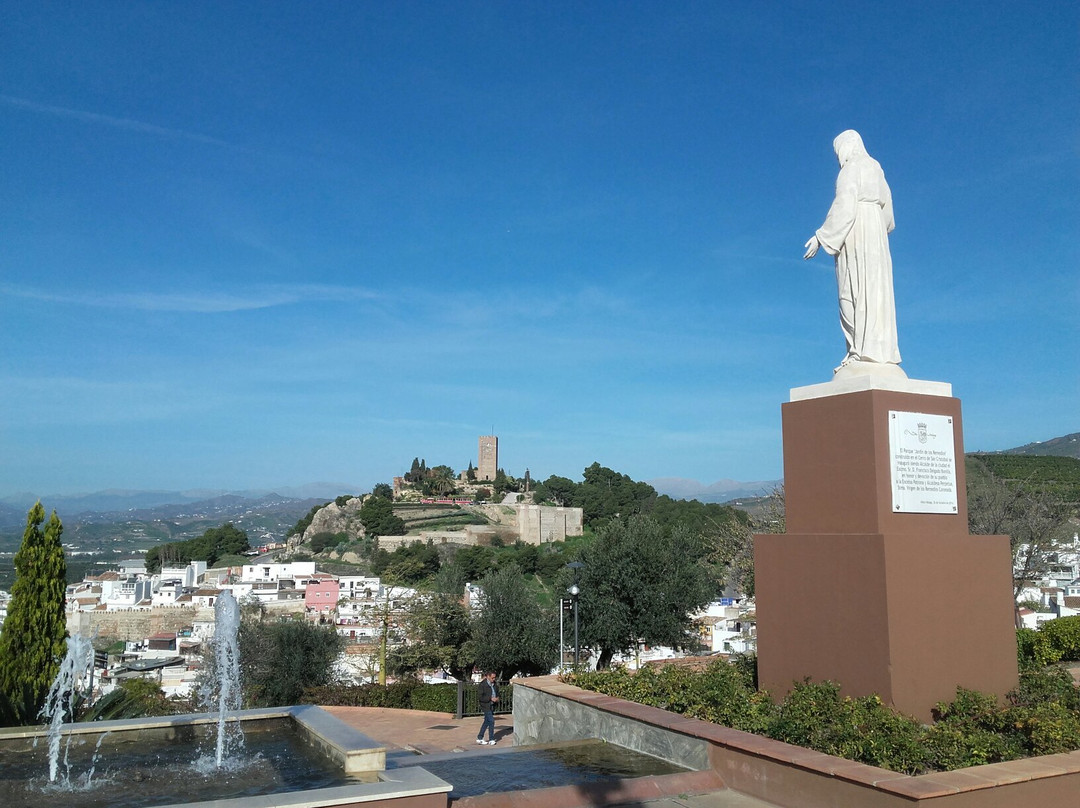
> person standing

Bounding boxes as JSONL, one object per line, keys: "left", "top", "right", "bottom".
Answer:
{"left": 475, "top": 671, "right": 499, "bottom": 745}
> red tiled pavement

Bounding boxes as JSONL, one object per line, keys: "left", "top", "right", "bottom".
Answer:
{"left": 321, "top": 706, "right": 513, "bottom": 755}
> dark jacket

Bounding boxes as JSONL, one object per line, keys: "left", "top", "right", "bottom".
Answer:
{"left": 478, "top": 678, "right": 497, "bottom": 711}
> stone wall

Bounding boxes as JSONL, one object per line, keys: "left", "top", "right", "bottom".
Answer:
{"left": 67, "top": 607, "right": 215, "bottom": 641}
{"left": 512, "top": 678, "right": 710, "bottom": 771}
{"left": 378, "top": 524, "right": 510, "bottom": 551}
{"left": 67, "top": 600, "right": 305, "bottom": 640}
{"left": 515, "top": 505, "right": 584, "bottom": 545}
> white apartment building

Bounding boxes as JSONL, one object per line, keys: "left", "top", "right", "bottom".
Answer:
{"left": 243, "top": 561, "right": 316, "bottom": 584}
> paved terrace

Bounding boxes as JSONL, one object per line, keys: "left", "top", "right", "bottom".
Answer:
{"left": 322, "top": 705, "right": 777, "bottom": 807}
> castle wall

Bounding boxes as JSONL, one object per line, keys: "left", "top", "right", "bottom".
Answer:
{"left": 515, "top": 504, "right": 584, "bottom": 545}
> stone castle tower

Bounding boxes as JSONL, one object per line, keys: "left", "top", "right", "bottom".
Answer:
{"left": 477, "top": 435, "right": 498, "bottom": 482}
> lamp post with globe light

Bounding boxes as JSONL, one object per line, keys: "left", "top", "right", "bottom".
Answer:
{"left": 566, "top": 561, "right": 584, "bottom": 667}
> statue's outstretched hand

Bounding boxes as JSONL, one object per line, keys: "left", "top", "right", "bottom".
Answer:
{"left": 803, "top": 236, "right": 820, "bottom": 260}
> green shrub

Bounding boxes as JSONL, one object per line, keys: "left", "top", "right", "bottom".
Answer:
{"left": 0, "top": 683, "right": 40, "bottom": 728}
{"left": 1016, "top": 619, "right": 1080, "bottom": 669}
{"left": 382, "top": 681, "right": 418, "bottom": 708}
{"left": 729, "top": 652, "right": 758, "bottom": 691}
{"left": 766, "top": 681, "right": 926, "bottom": 773}
{"left": 568, "top": 658, "right": 1080, "bottom": 774}
{"left": 302, "top": 683, "right": 368, "bottom": 706}
{"left": 303, "top": 680, "right": 461, "bottom": 713}
{"left": 310, "top": 532, "right": 347, "bottom": 554}
{"left": 934, "top": 687, "right": 1008, "bottom": 730}
{"left": 1008, "top": 701, "right": 1080, "bottom": 756}
{"left": 1012, "top": 664, "right": 1080, "bottom": 712}
{"left": 1039, "top": 616, "right": 1080, "bottom": 663}
{"left": 928, "top": 688, "right": 1024, "bottom": 767}
{"left": 240, "top": 619, "right": 343, "bottom": 708}
{"left": 409, "top": 684, "right": 458, "bottom": 713}
{"left": 571, "top": 661, "right": 771, "bottom": 734}
{"left": 921, "top": 723, "right": 1022, "bottom": 770}
{"left": 83, "top": 679, "right": 182, "bottom": 721}
{"left": 1016, "top": 627, "right": 1049, "bottom": 669}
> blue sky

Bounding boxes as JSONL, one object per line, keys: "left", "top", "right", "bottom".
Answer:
{"left": 2, "top": 2, "right": 1077, "bottom": 497}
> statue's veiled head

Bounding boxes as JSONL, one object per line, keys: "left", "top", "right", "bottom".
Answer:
{"left": 833, "top": 129, "right": 868, "bottom": 166}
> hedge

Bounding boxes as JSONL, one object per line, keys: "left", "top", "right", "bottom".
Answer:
{"left": 1018, "top": 615, "right": 1080, "bottom": 669}
{"left": 302, "top": 680, "right": 458, "bottom": 713}
{"left": 568, "top": 655, "right": 1080, "bottom": 775}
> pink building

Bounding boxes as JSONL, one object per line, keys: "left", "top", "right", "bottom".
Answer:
{"left": 304, "top": 575, "right": 340, "bottom": 614}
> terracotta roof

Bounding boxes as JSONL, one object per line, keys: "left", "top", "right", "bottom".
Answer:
{"left": 1064, "top": 596, "right": 1080, "bottom": 609}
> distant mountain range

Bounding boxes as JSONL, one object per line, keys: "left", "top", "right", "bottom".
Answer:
{"left": 2, "top": 430, "right": 1073, "bottom": 522}
{"left": 650, "top": 431, "right": 1077, "bottom": 503}
{"left": 648, "top": 478, "right": 782, "bottom": 504}
{"left": 0, "top": 483, "right": 358, "bottom": 529}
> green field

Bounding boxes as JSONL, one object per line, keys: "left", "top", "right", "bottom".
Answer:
{"left": 966, "top": 454, "right": 1080, "bottom": 506}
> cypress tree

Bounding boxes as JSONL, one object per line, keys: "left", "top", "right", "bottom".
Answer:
{"left": 0, "top": 503, "right": 68, "bottom": 720}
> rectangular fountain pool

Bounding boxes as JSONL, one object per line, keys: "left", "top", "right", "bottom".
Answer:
{"left": 0, "top": 706, "right": 450, "bottom": 808}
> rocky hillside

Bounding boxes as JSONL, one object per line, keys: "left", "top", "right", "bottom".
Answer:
{"left": 297, "top": 496, "right": 368, "bottom": 545}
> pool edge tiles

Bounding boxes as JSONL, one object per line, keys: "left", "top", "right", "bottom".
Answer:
{"left": 154, "top": 766, "right": 453, "bottom": 808}
{"left": 289, "top": 704, "right": 388, "bottom": 775}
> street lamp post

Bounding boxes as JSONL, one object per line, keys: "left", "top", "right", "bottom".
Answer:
{"left": 569, "top": 583, "right": 580, "bottom": 666}
{"left": 566, "top": 561, "right": 584, "bottom": 667}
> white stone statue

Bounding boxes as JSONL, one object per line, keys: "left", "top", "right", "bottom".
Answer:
{"left": 804, "top": 130, "right": 903, "bottom": 377}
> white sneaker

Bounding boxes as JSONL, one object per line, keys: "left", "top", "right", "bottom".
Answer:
{"left": 476, "top": 739, "right": 485, "bottom": 745}
{"left": 487, "top": 740, "right": 497, "bottom": 745}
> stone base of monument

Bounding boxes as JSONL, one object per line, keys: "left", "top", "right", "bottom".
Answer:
{"left": 754, "top": 380, "right": 1018, "bottom": 722}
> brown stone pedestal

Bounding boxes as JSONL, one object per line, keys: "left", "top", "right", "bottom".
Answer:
{"left": 755, "top": 387, "right": 1018, "bottom": 721}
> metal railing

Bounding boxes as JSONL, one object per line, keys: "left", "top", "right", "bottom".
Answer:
{"left": 455, "top": 681, "right": 513, "bottom": 719}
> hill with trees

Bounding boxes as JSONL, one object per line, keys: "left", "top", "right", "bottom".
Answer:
{"left": 144, "top": 523, "right": 250, "bottom": 573}
{"left": 966, "top": 454, "right": 1080, "bottom": 605}
{"left": 966, "top": 453, "right": 1080, "bottom": 508}
{"left": 1001, "top": 432, "right": 1080, "bottom": 460}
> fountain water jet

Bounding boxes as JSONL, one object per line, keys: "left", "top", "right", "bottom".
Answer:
{"left": 199, "top": 589, "right": 243, "bottom": 768}
{"left": 42, "top": 632, "right": 94, "bottom": 783}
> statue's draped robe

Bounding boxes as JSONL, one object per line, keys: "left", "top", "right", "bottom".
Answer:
{"left": 815, "top": 152, "right": 901, "bottom": 366}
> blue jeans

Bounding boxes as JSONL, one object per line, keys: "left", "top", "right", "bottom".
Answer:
{"left": 478, "top": 709, "right": 495, "bottom": 741}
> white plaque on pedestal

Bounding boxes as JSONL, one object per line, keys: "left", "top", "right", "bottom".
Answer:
{"left": 888, "top": 411, "right": 958, "bottom": 514}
